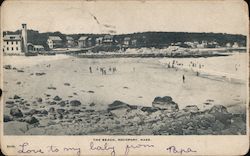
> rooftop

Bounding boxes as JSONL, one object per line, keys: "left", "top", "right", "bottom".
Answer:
{"left": 48, "top": 36, "right": 62, "bottom": 41}
{"left": 3, "top": 35, "right": 21, "bottom": 41}
{"left": 78, "top": 36, "right": 88, "bottom": 41}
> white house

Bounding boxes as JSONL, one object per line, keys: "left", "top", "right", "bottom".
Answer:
{"left": 47, "top": 36, "right": 63, "bottom": 49}
{"left": 2, "top": 35, "right": 22, "bottom": 54}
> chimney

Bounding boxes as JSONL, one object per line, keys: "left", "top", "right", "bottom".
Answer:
{"left": 22, "top": 24, "right": 27, "bottom": 53}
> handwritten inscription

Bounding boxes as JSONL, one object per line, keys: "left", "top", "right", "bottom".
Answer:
{"left": 18, "top": 142, "right": 44, "bottom": 154}
{"left": 18, "top": 143, "right": 80, "bottom": 156}
{"left": 166, "top": 146, "right": 197, "bottom": 155}
{"left": 124, "top": 144, "right": 154, "bottom": 156}
{"left": 16, "top": 142, "right": 197, "bottom": 155}
{"left": 90, "top": 142, "right": 116, "bottom": 156}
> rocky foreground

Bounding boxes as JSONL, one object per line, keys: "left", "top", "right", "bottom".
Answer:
{"left": 4, "top": 94, "right": 246, "bottom": 135}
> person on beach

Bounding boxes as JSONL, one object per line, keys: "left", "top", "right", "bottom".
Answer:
{"left": 182, "top": 75, "right": 185, "bottom": 83}
{"left": 89, "top": 66, "right": 92, "bottom": 73}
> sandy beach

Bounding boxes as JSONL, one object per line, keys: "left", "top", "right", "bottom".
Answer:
{"left": 3, "top": 52, "right": 248, "bottom": 135}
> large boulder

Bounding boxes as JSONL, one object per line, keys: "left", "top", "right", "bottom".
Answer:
{"left": 25, "top": 116, "right": 39, "bottom": 124}
{"left": 107, "top": 100, "right": 130, "bottom": 111}
{"left": 53, "top": 96, "right": 62, "bottom": 101}
{"left": 70, "top": 100, "right": 81, "bottom": 106}
{"left": 152, "top": 96, "right": 179, "bottom": 112}
{"left": 10, "top": 108, "right": 23, "bottom": 118}
{"left": 208, "top": 105, "right": 228, "bottom": 114}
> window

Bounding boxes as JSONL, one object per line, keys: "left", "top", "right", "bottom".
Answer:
{"left": 11, "top": 47, "right": 14, "bottom": 51}
{"left": 11, "top": 41, "right": 13, "bottom": 45}
{"left": 16, "top": 47, "right": 18, "bottom": 51}
{"left": 7, "top": 41, "right": 8, "bottom": 45}
{"left": 7, "top": 47, "right": 9, "bottom": 51}
{"left": 16, "top": 41, "right": 18, "bottom": 44}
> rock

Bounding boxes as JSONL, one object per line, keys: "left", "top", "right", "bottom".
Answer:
{"left": 57, "top": 109, "right": 65, "bottom": 115}
{"left": 35, "top": 72, "right": 46, "bottom": 76}
{"left": 27, "top": 109, "right": 40, "bottom": 116}
{"left": 17, "top": 69, "right": 24, "bottom": 72}
{"left": 209, "top": 105, "right": 228, "bottom": 114}
{"left": 152, "top": 96, "right": 179, "bottom": 112}
{"left": 49, "top": 107, "right": 55, "bottom": 113}
{"left": 40, "top": 109, "right": 48, "bottom": 115}
{"left": 6, "top": 101, "right": 14, "bottom": 105}
{"left": 47, "top": 86, "right": 56, "bottom": 90}
{"left": 73, "top": 92, "right": 78, "bottom": 95}
{"left": 58, "top": 101, "right": 66, "bottom": 107}
{"left": 107, "top": 100, "right": 130, "bottom": 111}
{"left": 53, "top": 96, "right": 62, "bottom": 101}
{"left": 13, "top": 95, "right": 21, "bottom": 99}
{"left": 25, "top": 116, "right": 39, "bottom": 124}
{"left": 70, "top": 100, "right": 81, "bottom": 106}
{"left": 183, "top": 105, "right": 199, "bottom": 113}
{"left": 3, "top": 65, "right": 12, "bottom": 70}
{"left": 4, "top": 115, "right": 13, "bottom": 122}
{"left": 141, "top": 107, "right": 158, "bottom": 113}
{"left": 89, "top": 103, "right": 95, "bottom": 107}
{"left": 10, "top": 108, "right": 23, "bottom": 117}
{"left": 4, "top": 121, "right": 28, "bottom": 135}
{"left": 50, "top": 101, "right": 57, "bottom": 105}
{"left": 88, "top": 90, "right": 95, "bottom": 93}
{"left": 64, "top": 83, "right": 70, "bottom": 86}
{"left": 37, "top": 98, "right": 43, "bottom": 103}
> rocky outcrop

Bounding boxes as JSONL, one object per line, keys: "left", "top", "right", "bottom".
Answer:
{"left": 10, "top": 108, "right": 23, "bottom": 118}
{"left": 152, "top": 96, "right": 179, "bottom": 112}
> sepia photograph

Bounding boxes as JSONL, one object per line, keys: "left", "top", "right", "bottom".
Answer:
{"left": 0, "top": 0, "right": 249, "bottom": 155}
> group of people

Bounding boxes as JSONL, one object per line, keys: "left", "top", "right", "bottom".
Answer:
{"left": 89, "top": 66, "right": 117, "bottom": 75}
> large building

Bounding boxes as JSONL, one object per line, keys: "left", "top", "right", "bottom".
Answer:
{"left": 2, "top": 24, "right": 28, "bottom": 54}
{"left": 66, "top": 36, "right": 75, "bottom": 48}
{"left": 3, "top": 35, "right": 22, "bottom": 54}
{"left": 47, "top": 36, "right": 63, "bottom": 49}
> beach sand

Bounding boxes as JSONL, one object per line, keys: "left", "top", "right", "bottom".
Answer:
{"left": 2, "top": 53, "right": 248, "bottom": 135}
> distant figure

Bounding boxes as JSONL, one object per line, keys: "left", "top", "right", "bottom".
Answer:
{"left": 133, "top": 67, "right": 135, "bottom": 72}
{"left": 182, "top": 75, "right": 185, "bottom": 83}
{"left": 196, "top": 72, "right": 199, "bottom": 76}
{"left": 89, "top": 66, "right": 92, "bottom": 73}
{"left": 109, "top": 67, "right": 112, "bottom": 72}
{"left": 96, "top": 66, "right": 99, "bottom": 71}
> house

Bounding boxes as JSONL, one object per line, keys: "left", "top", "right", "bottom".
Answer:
{"left": 123, "top": 37, "right": 131, "bottom": 47}
{"left": 66, "top": 36, "right": 75, "bottom": 48}
{"left": 95, "top": 37, "right": 103, "bottom": 45}
{"left": 34, "top": 45, "right": 45, "bottom": 52}
{"left": 232, "top": 42, "right": 239, "bottom": 48}
{"left": 78, "top": 36, "right": 88, "bottom": 48}
{"left": 103, "top": 34, "right": 114, "bottom": 45}
{"left": 87, "top": 37, "right": 94, "bottom": 47}
{"left": 2, "top": 35, "right": 22, "bottom": 54}
{"left": 226, "top": 43, "right": 232, "bottom": 48}
{"left": 47, "top": 36, "right": 63, "bottom": 49}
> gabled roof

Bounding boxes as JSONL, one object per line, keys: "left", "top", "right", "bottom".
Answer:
{"left": 3, "top": 35, "right": 21, "bottom": 41}
{"left": 48, "top": 36, "right": 62, "bottom": 41}
{"left": 78, "top": 36, "right": 88, "bottom": 41}
{"left": 66, "top": 36, "right": 74, "bottom": 40}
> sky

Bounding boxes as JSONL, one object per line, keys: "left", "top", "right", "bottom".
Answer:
{"left": 1, "top": 0, "right": 248, "bottom": 35}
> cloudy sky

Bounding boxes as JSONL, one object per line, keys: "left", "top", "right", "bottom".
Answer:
{"left": 1, "top": 0, "right": 248, "bottom": 35}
